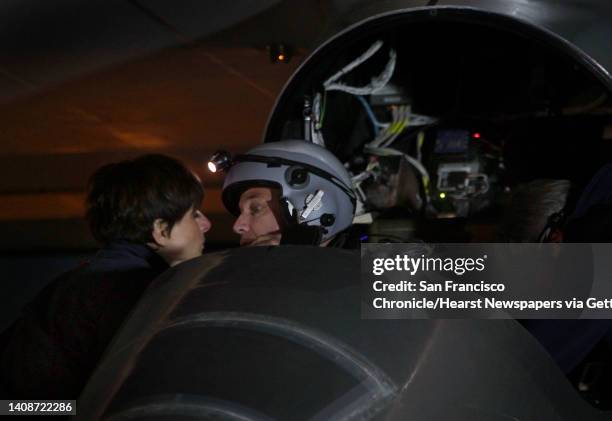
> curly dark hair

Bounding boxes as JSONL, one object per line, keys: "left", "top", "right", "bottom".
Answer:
{"left": 86, "top": 154, "right": 204, "bottom": 245}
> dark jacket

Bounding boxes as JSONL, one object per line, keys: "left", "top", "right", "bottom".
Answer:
{"left": 0, "top": 241, "right": 167, "bottom": 399}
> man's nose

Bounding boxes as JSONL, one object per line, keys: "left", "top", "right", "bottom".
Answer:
{"left": 233, "top": 214, "right": 249, "bottom": 235}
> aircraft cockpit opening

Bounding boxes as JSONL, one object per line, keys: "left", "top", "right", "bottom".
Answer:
{"left": 264, "top": 7, "right": 612, "bottom": 243}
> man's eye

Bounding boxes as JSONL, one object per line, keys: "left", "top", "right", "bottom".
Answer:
{"left": 250, "top": 204, "right": 263, "bottom": 215}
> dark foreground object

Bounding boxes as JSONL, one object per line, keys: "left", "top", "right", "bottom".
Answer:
{"left": 77, "top": 246, "right": 610, "bottom": 420}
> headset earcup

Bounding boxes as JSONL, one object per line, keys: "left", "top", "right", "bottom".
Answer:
{"left": 285, "top": 166, "right": 309, "bottom": 188}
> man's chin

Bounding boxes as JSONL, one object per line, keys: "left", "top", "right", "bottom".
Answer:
{"left": 257, "top": 241, "right": 281, "bottom": 247}
{"left": 241, "top": 238, "right": 280, "bottom": 247}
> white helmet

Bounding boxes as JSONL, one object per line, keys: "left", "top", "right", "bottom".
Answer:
{"left": 222, "top": 140, "right": 356, "bottom": 242}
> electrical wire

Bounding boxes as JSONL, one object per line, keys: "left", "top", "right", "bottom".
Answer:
{"left": 323, "top": 41, "right": 397, "bottom": 96}
{"left": 379, "top": 105, "right": 411, "bottom": 148}
{"left": 311, "top": 92, "right": 326, "bottom": 146}
{"left": 416, "top": 131, "right": 425, "bottom": 162}
{"left": 356, "top": 95, "right": 385, "bottom": 135}
{"left": 324, "top": 41, "right": 384, "bottom": 87}
{"left": 316, "top": 91, "right": 328, "bottom": 129}
{"left": 365, "top": 145, "right": 431, "bottom": 200}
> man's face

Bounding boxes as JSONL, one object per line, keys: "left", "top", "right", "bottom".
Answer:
{"left": 155, "top": 207, "right": 211, "bottom": 266}
{"left": 233, "top": 187, "right": 284, "bottom": 246}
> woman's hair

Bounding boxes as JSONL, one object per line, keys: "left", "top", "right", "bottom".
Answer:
{"left": 86, "top": 154, "right": 204, "bottom": 245}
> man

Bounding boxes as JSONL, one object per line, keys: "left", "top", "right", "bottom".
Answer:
{"left": 1, "top": 154, "right": 211, "bottom": 399}
{"left": 221, "top": 140, "right": 357, "bottom": 247}
{"left": 231, "top": 186, "right": 286, "bottom": 246}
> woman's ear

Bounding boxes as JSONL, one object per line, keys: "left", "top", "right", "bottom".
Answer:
{"left": 150, "top": 218, "right": 170, "bottom": 248}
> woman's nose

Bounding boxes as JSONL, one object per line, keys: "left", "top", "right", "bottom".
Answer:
{"left": 196, "top": 211, "right": 212, "bottom": 233}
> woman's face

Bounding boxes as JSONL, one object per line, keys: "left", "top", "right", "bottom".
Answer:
{"left": 155, "top": 207, "right": 211, "bottom": 266}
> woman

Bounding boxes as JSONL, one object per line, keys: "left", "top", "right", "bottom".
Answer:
{"left": 1, "top": 154, "right": 211, "bottom": 399}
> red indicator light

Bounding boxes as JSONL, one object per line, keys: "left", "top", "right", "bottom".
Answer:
{"left": 472, "top": 132, "right": 481, "bottom": 139}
